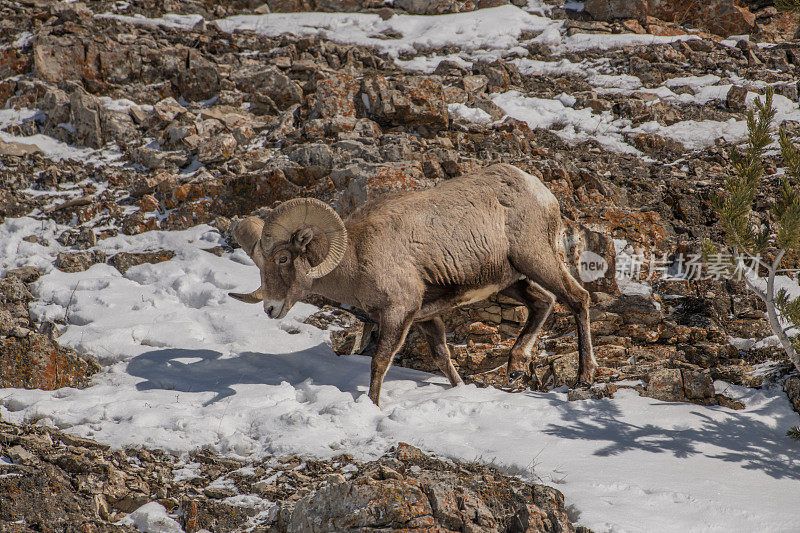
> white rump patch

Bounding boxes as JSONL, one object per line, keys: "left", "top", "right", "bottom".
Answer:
{"left": 458, "top": 285, "right": 502, "bottom": 306}
{"left": 517, "top": 168, "right": 558, "bottom": 207}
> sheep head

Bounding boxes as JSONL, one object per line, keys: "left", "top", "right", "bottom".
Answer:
{"left": 229, "top": 198, "right": 348, "bottom": 319}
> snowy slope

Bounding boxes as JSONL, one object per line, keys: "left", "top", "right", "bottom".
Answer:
{"left": 2, "top": 3, "right": 800, "bottom": 531}
{"left": 1, "top": 218, "right": 799, "bottom": 532}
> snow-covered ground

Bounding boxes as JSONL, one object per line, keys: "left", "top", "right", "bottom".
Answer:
{"left": 0, "top": 5, "right": 792, "bottom": 164}
{"left": 3, "top": 3, "right": 800, "bottom": 531}
{"left": 73, "top": 5, "right": 799, "bottom": 159}
{"left": 1, "top": 217, "right": 799, "bottom": 532}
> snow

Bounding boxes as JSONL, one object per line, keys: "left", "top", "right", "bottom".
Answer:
{"left": 0, "top": 218, "right": 799, "bottom": 532}
{"left": 486, "top": 87, "right": 800, "bottom": 154}
{"left": 10, "top": 31, "right": 34, "bottom": 49}
{"left": 213, "top": 6, "right": 558, "bottom": 66}
{"left": 448, "top": 103, "right": 492, "bottom": 124}
{"left": 512, "top": 57, "right": 589, "bottom": 77}
{"left": 116, "top": 502, "right": 183, "bottom": 533}
{"left": 86, "top": 5, "right": 800, "bottom": 156}
{"left": 98, "top": 96, "right": 152, "bottom": 114}
{"left": 491, "top": 91, "right": 639, "bottom": 154}
{"left": 4, "top": 5, "right": 800, "bottom": 531}
{"left": 94, "top": 6, "right": 706, "bottom": 70}
{"left": 96, "top": 12, "right": 204, "bottom": 30}
{"left": 558, "top": 32, "right": 699, "bottom": 53}
{"left": 0, "top": 109, "right": 124, "bottom": 165}
{"left": 587, "top": 73, "right": 643, "bottom": 91}
{"left": 663, "top": 74, "right": 722, "bottom": 90}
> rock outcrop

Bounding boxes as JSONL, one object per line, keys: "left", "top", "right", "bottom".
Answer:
{"left": 584, "top": 0, "right": 757, "bottom": 37}
{"left": 0, "top": 420, "right": 577, "bottom": 532}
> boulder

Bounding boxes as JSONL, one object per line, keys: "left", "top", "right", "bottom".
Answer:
{"left": 589, "top": 311, "right": 623, "bottom": 336}
{"left": 682, "top": 369, "right": 714, "bottom": 401}
{"left": 54, "top": 250, "right": 107, "bottom": 273}
{"left": 267, "top": 0, "right": 374, "bottom": 11}
{"left": 100, "top": 107, "right": 139, "bottom": 144}
{"left": 69, "top": 88, "right": 103, "bottom": 148}
{"left": 649, "top": 0, "right": 755, "bottom": 36}
{"left": 33, "top": 41, "right": 82, "bottom": 84}
{"left": 394, "top": 0, "right": 463, "bottom": 14}
{"left": 0, "top": 141, "right": 41, "bottom": 157}
{"left": 283, "top": 476, "right": 435, "bottom": 531}
{"left": 585, "top": 0, "right": 648, "bottom": 21}
{"left": 275, "top": 442, "right": 576, "bottom": 532}
{"left": 177, "top": 59, "right": 220, "bottom": 102}
{"left": 40, "top": 86, "right": 71, "bottom": 127}
{"left": 5, "top": 266, "right": 42, "bottom": 284}
{"left": 334, "top": 161, "right": 429, "bottom": 215}
{"left": 132, "top": 146, "right": 188, "bottom": 170}
{"left": 287, "top": 143, "right": 334, "bottom": 181}
{"left": 150, "top": 97, "right": 188, "bottom": 125}
{"left": 596, "top": 294, "right": 662, "bottom": 325}
{"left": 232, "top": 67, "right": 303, "bottom": 109}
{"left": 312, "top": 74, "right": 359, "bottom": 132}
{"left": 645, "top": 368, "right": 684, "bottom": 402}
{"left": 107, "top": 251, "right": 176, "bottom": 275}
{"left": 680, "top": 342, "right": 737, "bottom": 368}
{"left": 726, "top": 85, "right": 748, "bottom": 112}
{"left": 552, "top": 352, "right": 579, "bottom": 387}
{"left": 197, "top": 133, "right": 238, "bottom": 164}
{"left": 563, "top": 221, "right": 619, "bottom": 295}
{"left": 585, "top": 0, "right": 755, "bottom": 37}
{"left": 394, "top": 77, "right": 449, "bottom": 131}
{"left": 644, "top": 368, "right": 717, "bottom": 405}
{"left": 360, "top": 76, "right": 448, "bottom": 132}
{"left": 0, "top": 333, "right": 99, "bottom": 390}
{"left": 304, "top": 305, "right": 376, "bottom": 355}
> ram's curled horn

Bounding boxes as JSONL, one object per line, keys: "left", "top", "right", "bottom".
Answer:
{"left": 262, "top": 198, "right": 348, "bottom": 279}
{"left": 229, "top": 217, "right": 266, "bottom": 303}
{"left": 229, "top": 287, "right": 263, "bottom": 303}
{"left": 232, "top": 216, "right": 265, "bottom": 260}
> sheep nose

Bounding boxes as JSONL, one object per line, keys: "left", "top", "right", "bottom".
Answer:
{"left": 266, "top": 305, "right": 275, "bottom": 318}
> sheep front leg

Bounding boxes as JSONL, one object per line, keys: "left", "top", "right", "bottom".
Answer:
{"left": 368, "top": 314, "right": 414, "bottom": 407}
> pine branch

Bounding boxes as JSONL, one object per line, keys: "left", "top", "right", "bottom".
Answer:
{"left": 714, "top": 88, "right": 800, "bottom": 376}
{"left": 779, "top": 127, "right": 800, "bottom": 182}
{"left": 775, "top": 287, "right": 800, "bottom": 325}
{"left": 715, "top": 89, "right": 776, "bottom": 255}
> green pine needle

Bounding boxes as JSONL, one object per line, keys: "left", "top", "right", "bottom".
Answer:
{"left": 788, "top": 426, "right": 800, "bottom": 441}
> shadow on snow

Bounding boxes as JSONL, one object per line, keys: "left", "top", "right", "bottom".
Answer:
{"left": 127, "top": 346, "right": 800, "bottom": 480}
{"left": 542, "top": 394, "right": 800, "bottom": 480}
{"left": 126, "top": 344, "right": 427, "bottom": 406}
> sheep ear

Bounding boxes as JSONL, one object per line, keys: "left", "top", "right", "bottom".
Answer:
{"left": 229, "top": 287, "right": 263, "bottom": 303}
{"left": 291, "top": 227, "right": 314, "bottom": 253}
{"left": 232, "top": 216, "right": 266, "bottom": 265}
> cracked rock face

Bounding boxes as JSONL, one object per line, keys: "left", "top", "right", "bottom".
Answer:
{"left": 0, "top": 267, "right": 99, "bottom": 390}
{"left": 0, "top": 419, "right": 576, "bottom": 532}
{"left": 274, "top": 442, "right": 575, "bottom": 532}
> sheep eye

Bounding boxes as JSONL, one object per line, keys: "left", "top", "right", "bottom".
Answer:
{"left": 277, "top": 254, "right": 289, "bottom": 264}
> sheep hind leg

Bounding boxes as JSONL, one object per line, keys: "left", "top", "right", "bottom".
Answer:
{"left": 510, "top": 256, "right": 597, "bottom": 388}
{"left": 499, "top": 280, "right": 555, "bottom": 389}
{"left": 417, "top": 317, "right": 463, "bottom": 387}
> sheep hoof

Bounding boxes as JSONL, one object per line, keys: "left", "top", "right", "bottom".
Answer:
{"left": 508, "top": 370, "right": 524, "bottom": 383}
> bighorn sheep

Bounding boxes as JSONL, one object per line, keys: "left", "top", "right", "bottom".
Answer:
{"left": 230, "top": 163, "right": 596, "bottom": 406}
